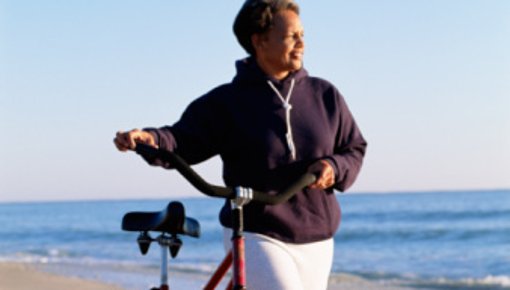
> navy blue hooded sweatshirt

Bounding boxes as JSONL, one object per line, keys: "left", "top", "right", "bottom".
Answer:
{"left": 146, "top": 58, "right": 367, "bottom": 243}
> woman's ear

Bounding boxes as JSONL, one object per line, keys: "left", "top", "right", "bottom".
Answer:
{"left": 251, "top": 33, "right": 264, "bottom": 53}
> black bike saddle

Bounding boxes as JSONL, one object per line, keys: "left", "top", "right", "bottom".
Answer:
{"left": 122, "top": 201, "right": 200, "bottom": 238}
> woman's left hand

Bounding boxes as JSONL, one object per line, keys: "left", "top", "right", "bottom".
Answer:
{"left": 307, "top": 159, "right": 335, "bottom": 189}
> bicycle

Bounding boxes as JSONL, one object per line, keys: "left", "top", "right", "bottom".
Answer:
{"left": 121, "top": 144, "right": 316, "bottom": 290}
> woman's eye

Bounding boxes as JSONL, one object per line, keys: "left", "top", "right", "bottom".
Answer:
{"left": 285, "top": 33, "right": 303, "bottom": 41}
{"left": 293, "top": 33, "right": 304, "bottom": 40}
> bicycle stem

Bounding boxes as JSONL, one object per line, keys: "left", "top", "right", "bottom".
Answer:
{"left": 230, "top": 186, "right": 254, "bottom": 289}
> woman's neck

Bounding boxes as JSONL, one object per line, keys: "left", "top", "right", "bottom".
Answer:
{"left": 255, "top": 58, "right": 289, "bottom": 81}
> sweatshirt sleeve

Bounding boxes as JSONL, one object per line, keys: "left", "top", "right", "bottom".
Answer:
{"left": 328, "top": 89, "right": 367, "bottom": 192}
{"left": 144, "top": 89, "right": 229, "bottom": 167}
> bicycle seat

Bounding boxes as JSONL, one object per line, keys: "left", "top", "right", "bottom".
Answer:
{"left": 122, "top": 201, "right": 200, "bottom": 238}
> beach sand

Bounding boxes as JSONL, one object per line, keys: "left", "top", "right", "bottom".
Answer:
{"left": 0, "top": 263, "right": 122, "bottom": 290}
{"left": 0, "top": 262, "right": 417, "bottom": 290}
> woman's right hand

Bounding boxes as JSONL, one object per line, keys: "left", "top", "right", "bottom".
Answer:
{"left": 114, "top": 129, "right": 157, "bottom": 152}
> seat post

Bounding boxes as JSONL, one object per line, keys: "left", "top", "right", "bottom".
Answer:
{"left": 157, "top": 234, "right": 170, "bottom": 290}
{"left": 160, "top": 242, "right": 169, "bottom": 290}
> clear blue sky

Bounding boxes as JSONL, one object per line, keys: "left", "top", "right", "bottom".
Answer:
{"left": 1, "top": 1, "right": 509, "bottom": 202}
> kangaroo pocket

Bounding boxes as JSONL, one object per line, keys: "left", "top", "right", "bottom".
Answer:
{"left": 219, "top": 188, "right": 341, "bottom": 243}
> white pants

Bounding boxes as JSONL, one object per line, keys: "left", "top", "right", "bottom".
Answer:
{"left": 223, "top": 228, "right": 333, "bottom": 290}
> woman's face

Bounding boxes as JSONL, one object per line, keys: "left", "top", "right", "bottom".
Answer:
{"left": 253, "top": 10, "right": 305, "bottom": 80}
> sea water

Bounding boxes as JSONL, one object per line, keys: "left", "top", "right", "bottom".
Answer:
{"left": 0, "top": 190, "right": 509, "bottom": 289}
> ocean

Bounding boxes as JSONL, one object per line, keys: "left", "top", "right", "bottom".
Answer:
{"left": 0, "top": 190, "right": 509, "bottom": 290}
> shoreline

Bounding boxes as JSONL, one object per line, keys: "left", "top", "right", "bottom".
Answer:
{"left": 0, "top": 262, "right": 420, "bottom": 290}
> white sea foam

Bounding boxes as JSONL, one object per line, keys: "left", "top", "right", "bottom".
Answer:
{"left": 429, "top": 275, "right": 510, "bottom": 289}
{"left": 464, "top": 275, "right": 510, "bottom": 287}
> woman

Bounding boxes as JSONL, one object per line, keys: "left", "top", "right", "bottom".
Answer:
{"left": 114, "top": 1, "right": 367, "bottom": 289}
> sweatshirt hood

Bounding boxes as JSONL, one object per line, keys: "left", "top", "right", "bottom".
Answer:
{"left": 232, "top": 57, "right": 308, "bottom": 85}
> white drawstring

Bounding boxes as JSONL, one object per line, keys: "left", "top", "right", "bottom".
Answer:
{"left": 267, "top": 79, "right": 297, "bottom": 160}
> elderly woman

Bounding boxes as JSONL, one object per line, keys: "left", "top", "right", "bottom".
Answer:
{"left": 114, "top": 0, "right": 367, "bottom": 289}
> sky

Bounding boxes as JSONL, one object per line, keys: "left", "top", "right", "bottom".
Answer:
{"left": 1, "top": 1, "right": 509, "bottom": 202}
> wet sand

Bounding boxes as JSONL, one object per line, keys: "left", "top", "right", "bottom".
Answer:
{"left": 0, "top": 262, "right": 417, "bottom": 290}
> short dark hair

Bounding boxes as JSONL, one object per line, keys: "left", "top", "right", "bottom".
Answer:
{"left": 233, "top": 0, "right": 300, "bottom": 55}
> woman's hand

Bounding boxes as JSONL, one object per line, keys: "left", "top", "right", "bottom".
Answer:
{"left": 114, "top": 129, "right": 157, "bottom": 152}
{"left": 307, "top": 159, "right": 335, "bottom": 189}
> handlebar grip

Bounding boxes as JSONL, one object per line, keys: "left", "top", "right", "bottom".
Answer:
{"left": 251, "top": 173, "right": 316, "bottom": 205}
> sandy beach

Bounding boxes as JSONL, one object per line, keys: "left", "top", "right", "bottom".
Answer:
{"left": 0, "top": 262, "right": 419, "bottom": 290}
{"left": 0, "top": 263, "right": 123, "bottom": 290}
{"left": 0, "top": 263, "right": 121, "bottom": 290}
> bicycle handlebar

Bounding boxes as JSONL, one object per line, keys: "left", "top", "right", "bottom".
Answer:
{"left": 134, "top": 143, "right": 317, "bottom": 205}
